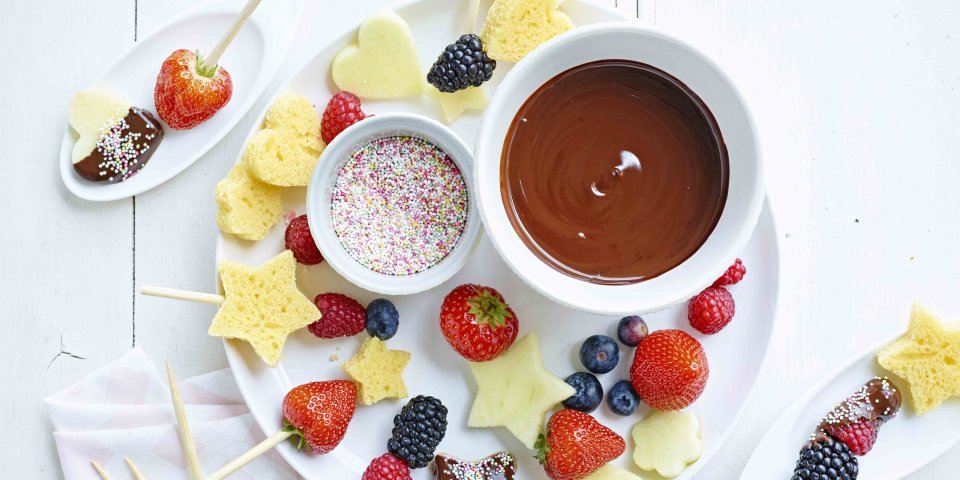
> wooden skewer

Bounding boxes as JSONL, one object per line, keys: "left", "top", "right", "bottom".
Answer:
{"left": 167, "top": 362, "right": 204, "bottom": 480}
{"left": 125, "top": 457, "right": 147, "bottom": 480}
{"left": 91, "top": 461, "right": 112, "bottom": 480}
{"left": 465, "top": 0, "right": 483, "bottom": 34}
{"left": 204, "top": 429, "right": 294, "bottom": 480}
{"left": 140, "top": 285, "right": 224, "bottom": 305}
{"left": 206, "top": 0, "right": 264, "bottom": 67}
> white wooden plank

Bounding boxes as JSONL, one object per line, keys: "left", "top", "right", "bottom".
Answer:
{"left": 0, "top": 1, "right": 135, "bottom": 479}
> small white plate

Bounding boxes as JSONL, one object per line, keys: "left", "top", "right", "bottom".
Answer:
{"left": 59, "top": 0, "right": 303, "bottom": 202}
{"left": 215, "top": 0, "right": 782, "bottom": 478}
{"left": 740, "top": 337, "right": 960, "bottom": 479}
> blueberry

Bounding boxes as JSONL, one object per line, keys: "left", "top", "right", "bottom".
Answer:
{"left": 579, "top": 335, "right": 619, "bottom": 374}
{"left": 562, "top": 372, "right": 603, "bottom": 413}
{"left": 616, "top": 315, "right": 649, "bottom": 347}
{"left": 607, "top": 380, "right": 640, "bottom": 416}
{"left": 366, "top": 298, "right": 399, "bottom": 340}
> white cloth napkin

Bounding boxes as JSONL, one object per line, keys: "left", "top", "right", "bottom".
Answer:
{"left": 45, "top": 347, "right": 298, "bottom": 480}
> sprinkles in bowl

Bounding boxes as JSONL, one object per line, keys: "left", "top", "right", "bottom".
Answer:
{"left": 330, "top": 135, "right": 468, "bottom": 275}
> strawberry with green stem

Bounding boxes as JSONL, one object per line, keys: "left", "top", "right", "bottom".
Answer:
{"left": 536, "top": 409, "right": 626, "bottom": 480}
{"left": 439, "top": 284, "right": 519, "bottom": 362}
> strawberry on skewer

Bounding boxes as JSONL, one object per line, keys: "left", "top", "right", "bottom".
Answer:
{"left": 153, "top": 0, "right": 262, "bottom": 129}
{"left": 206, "top": 380, "right": 358, "bottom": 480}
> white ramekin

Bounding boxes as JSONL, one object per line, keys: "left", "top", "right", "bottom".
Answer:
{"left": 475, "top": 23, "right": 764, "bottom": 315}
{"left": 306, "top": 113, "right": 481, "bottom": 295}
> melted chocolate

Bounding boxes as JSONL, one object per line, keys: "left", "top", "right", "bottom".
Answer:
{"left": 501, "top": 60, "right": 728, "bottom": 285}
{"left": 432, "top": 452, "right": 517, "bottom": 480}
{"left": 818, "top": 377, "right": 902, "bottom": 433}
{"left": 74, "top": 107, "right": 164, "bottom": 183}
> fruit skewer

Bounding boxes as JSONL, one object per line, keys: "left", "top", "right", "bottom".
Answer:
{"left": 206, "top": 0, "right": 263, "bottom": 68}
{"left": 166, "top": 362, "right": 203, "bottom": 480}
{"left": 140, "top": 285, "right": 225, "bottom": 305}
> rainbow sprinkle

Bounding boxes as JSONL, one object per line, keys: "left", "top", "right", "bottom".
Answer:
{"left": 331, "top": 136, "right": 468, "bottom": 275}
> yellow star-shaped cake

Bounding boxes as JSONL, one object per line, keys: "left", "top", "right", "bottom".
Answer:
{"left": 343, "top": 337, "right": 410, "bottom": 405}
{"left": 467, "top": 332, "right": 576, "bottom": 448}
{"left": 877, "top": 302, "right": 960, "bottom": 415}
{"left": 425, "top": 84, "right": 488, "bottom": 123}
{"left": 209, "top": 250, "right": 319, "bottom": 367}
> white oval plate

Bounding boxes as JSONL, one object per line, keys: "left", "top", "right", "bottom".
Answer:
{"left": 215, "top": 0, "right": 782, "bottom": 478}
{"left": 740, "top": 337, "right": 960, "bottom": 479}
{"left": 59, "top": 0, "right": 303, "bottom": 202}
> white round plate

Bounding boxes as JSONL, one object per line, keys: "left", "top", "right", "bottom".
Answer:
{"left": 740, "top": 336, "right": 960, "bottom": 479}
{"left": 59, "top": 0, "right": 303, "bottom": 202}
{"left": 216, "top": 0, "right": 782, "bottom": 478}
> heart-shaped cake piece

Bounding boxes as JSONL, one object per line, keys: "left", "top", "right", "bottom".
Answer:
{"left": 69, "top": 89, "right": 164, "bottom": 183}
{"left": 244, "top": 93, "right": 324, "bottom": 187}
{"left": 480, "top": 0, "right": 574, "bottom": 62}
{"left": 332, "top": 11, "right": 423, "bottom": 99}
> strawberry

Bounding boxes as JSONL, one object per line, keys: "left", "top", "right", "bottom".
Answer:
{"left": 154, "top": 49, "right": 233, "bottom": 130}
{"left": 536, "top": 409, "right": 625, "bottom": 480}
{"left": 281, "top": 380, "right": 357, "bottom": 454}
{"left": 439, "top": 284, "right": 519, "bottom": 362}
{"left": 629, "top": 329, "right": 709, "bottom": 410}
{"left": 822, "top": 418, "right": 879, "bottom": 456}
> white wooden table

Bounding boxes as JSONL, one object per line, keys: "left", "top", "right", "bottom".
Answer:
{"left": 3, "top": 0, "right": 960, "bottom": 478}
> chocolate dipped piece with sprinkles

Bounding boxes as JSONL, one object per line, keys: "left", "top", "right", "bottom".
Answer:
{"left": 817, "top": 376, "right": 902, "bottom": 433}
{"left": 432, "top": 451, "right": 517, "bottom": 480}
{"left": 68, "top": 90, "right": 164, "bottom": 183}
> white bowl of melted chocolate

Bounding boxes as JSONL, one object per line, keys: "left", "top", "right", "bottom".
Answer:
{"left": 475, "top": 23, "right": 763, "bottom": 315}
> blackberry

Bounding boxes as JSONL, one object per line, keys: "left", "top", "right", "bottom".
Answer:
{"left": 426, "top": 34, "right": 496, "bottom": 93}
{"left": 387, "top": 395, "right": 448, "bottom": 469}
{"left": 791, "top": 434, "right": 859, "bottom": 480}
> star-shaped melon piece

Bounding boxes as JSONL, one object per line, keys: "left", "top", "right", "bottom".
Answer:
{"left": 425, "top": 84, "right": 488, "bottom": 123}
{"left": 208, "top": 250, "right": 319, "bottom": 367}
{"left": 468, "top": 332, "right": 576, "bottom": 448}
{"left": 877, "top": 302, "right": 960, "bottom": 415}
{"left": 631, "top": 410, "right": 702, "bottom": 478}
{"left": 343, "top": 337, "right": 411, "bottom": 405}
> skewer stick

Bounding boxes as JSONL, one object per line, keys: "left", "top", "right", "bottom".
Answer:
{"left": 465, "top": 0, "right": 482, "bottom": 34}
{"left": 125, "top": 457, "right": 147, "bottom": 480}
{"left": 140, "top": 285, "right": 225, "bottom": 305}
{"left": 204, "top": 429, "right": 294, "bottom": 480}
{"left": 91, "top": 461, "right": 112, "bottom": 480}
{"left": 166, "top": 362, "right": 204, "bottom": 480}
{"left": 206, "top": 0, "right": 264, "bottom": 67}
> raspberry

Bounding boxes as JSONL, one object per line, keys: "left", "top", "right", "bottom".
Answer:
{"left": 321, "top": 91, "right": 367, "bottom": 143}
{"left": 823, "top": 418, "right": 878, "bottom": 456}
{"left": 688, "top": 286, "right": 735, "bottom": 335}
{"left": 309, "top": 293, "right": 366, "bottom": 338}
{"left": 284, "top": 215, "right": 323, "bottom": 265}
{"left": 362, "top": 453, "right": 412, "bottom": 480}
{"left": 712, "top": 258, "right": 746, "bottom": 287}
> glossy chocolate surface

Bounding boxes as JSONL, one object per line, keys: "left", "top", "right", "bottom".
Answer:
{"left": 74, "top": 107, "right": 163, "bottom": 183}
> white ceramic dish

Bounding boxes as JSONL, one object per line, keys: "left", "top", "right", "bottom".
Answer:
{"left": 215, "top": 0, "right": 781, "bottom": 478}
{"left": 59, "top": 0, "right": 303, "bottom": 202}
{"left": 305, "top": 113, "right": 481, "bottom": 295}
{"left": 476, "top": 23, "right": 764, "bottom": 316}
{"left": 740, "top": 336, "right": 960, "bottom": 479}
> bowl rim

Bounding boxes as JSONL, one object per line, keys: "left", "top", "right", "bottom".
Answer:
{"left": 474, "top": 21, "right": 765, "bottom": 315}
{"left": 306, "top": 112, "right": 482, "bottom": 295}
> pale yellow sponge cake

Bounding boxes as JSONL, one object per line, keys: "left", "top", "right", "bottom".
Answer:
{"left": 208, "top": 250, "right": 319, "bottom": 367}
{"left": 631, "top": 410, "right": 702, "bottom": 478}
{"left": 425, "top": 84, "right": 488, "bottom": 123}
{"left": 343, "top": 337, "right": 411, "bottom": 405}
{"left": 468, "top": 332, "right": 576, "bottom": 448}
{"left": 332, "top": 11, "right": 423, "bottom": 99}
{"left": 214, "top": 160, "right": 282, "bottom": 241}
{"left": 877, "top": 302, "right": 960, "bottom": 415}
{"left": 245, "top": 93, "right": 324, "bottom": 187}
{"left": 586, "top": 464, "right": 645, "bottom": 480}
{"left": 480, "top": 0, "right": 574, "bottom": 62}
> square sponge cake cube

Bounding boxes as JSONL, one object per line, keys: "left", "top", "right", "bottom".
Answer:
{"left": 214, "top": 160, "right": 282, "bottom": 241}
{"left": 245, "top": 93, "right": 324, "bottom": 187}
